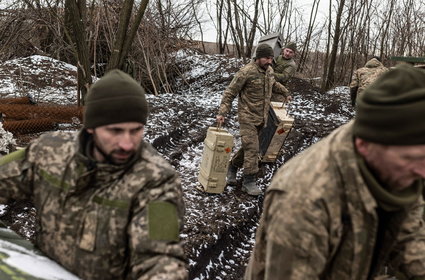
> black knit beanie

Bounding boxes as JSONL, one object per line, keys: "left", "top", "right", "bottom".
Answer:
{"left": 353, "top": 64, "right": 425, "bottom": 145}
{"left": 255, "top": 44, "right": 274, "bottom": 59}
{"left": 84, "top": 69, "right": 149, "bottom": 128}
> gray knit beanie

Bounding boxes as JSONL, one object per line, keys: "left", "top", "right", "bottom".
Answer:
{"left": 84, "top": 69, "right": 149, "bottom": 128}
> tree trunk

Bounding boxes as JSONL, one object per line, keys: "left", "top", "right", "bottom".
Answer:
{"left": 118, "top": 0, "right": 149, "bottom": 69}
{"left": 298, "top": 0, "right": 320, "bottom": 73}
{"left": 324, "top": 0, "right": 345, "bottom": 91}
{"left": 64, "top": 0, "right": 92, "bottom": 105}
{"left": 106, "top": 0, "right": 134, "bottom": 71}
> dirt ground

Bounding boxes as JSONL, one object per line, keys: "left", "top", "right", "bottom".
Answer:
{"left": 0, "top": 54, "right": 354, "bottom": 279}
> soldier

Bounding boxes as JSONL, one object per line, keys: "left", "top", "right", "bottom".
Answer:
{"left": 245, "top": 65, "right": 425, "bottom": 279}
{"left": 350, "top": 56, "right": 388, "bottom": 106}
{"left": 0, "top": 70, "right": 188, "bottom": 280}
{"left": 216, "top": 44, "right": 290, "bottom": 196}
{"left": 273, "top": 42, "right": 297, "bottom": 86}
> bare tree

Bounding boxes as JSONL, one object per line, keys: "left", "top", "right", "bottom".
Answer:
{"left": 64, "top": 0, "right": 92, "bottom": 104}
{"left": 3, "top": 0, "right": 425, "bottom": 93}
{"left": 213, "top": 0, "right": 230, "bottom": 54}
{"left": 297, "top": 0, "right": 320, "bottom": 74}
{"left": 322, "top": 0, "right": 345, "bottom": 91}
{"left": 106, "top": 0, "right": 149, "bottom": 71}
{"left": 243, "top": 0, "right": 259, "bottom": 58}
{"left": 227, "top": 0, "right": 245, "bottom": 58}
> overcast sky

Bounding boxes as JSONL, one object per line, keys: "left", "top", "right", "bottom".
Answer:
{"left": 198, "top": 0, "right": 331, "bottom": 42}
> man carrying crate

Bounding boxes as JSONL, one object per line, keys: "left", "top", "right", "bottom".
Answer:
{"left": 216, "top": 44, "right": 291, "bottom": 196}
{"left": 245, "top": 64, "right": 425, "bottom": 280}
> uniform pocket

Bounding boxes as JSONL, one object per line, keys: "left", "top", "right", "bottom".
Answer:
{"left": 79, "top": 211, "right": 97, "bottom": 252}
{"left": 92, "top": 195, "right": 129, "bottom": 247}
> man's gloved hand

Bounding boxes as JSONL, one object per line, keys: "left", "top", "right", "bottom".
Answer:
{"left": 216, "top": 115, "right": 225, "bottom": 125}
{"left": 286, "top": 96, "right": 293, "bottom": 103}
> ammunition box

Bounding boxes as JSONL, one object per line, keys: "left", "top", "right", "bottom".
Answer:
{"left": 259, "top": 102, "right": 294, "bottom": 163}
{"left": 198, "top": 127, "right": 234, "bottom": 193}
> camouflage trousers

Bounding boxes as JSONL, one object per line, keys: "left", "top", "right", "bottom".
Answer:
{"left": 231, "top": 122, "right": 263, "bottom": 175}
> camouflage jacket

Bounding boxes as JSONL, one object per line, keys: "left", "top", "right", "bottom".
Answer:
{"left": 0, "top": 130, "right": 188, "bottom": 280}
{"left": 350, "top": 58, "right": 388, "bottom": 96}
{"left": 273, "top": 55, "right": 296, "bottom": 85}
{"left": 218, "top": 61, "right": 289, "bottom": 126}
{"left": 245, "top": 121, "right": 425, "bottom": 280}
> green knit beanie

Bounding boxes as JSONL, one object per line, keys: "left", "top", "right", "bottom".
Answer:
{"left": 84, "top": 69, "right": 149, "bottom": 128}
{"left": 284, "top": 42, "right": 297, "bottom": 52}
{"left": 353, "top": 64, "right": 425, "bottom": 145}
{"left": 255, "top": 44, "right": 274, "bottom": 59}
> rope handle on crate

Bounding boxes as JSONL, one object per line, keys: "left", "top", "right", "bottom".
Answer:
{"left": 216, "top": 121, "right": 222, "bottom": 129}
{"left": 215, "top": 114, "right": 224, "bottom": 130}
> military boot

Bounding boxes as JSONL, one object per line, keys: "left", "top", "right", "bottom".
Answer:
{"left": 242, "top": 174, "right": 261, "bottom": 196}
{"left": 227, "top": 163, "right": 238, "bottom": 185}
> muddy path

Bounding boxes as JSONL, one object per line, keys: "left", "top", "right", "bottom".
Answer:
{"left": 146, "top": 77, "right": 355, "bottom": 279}
{"left": 1, "top": 77, "right": 354, "bottom": 280}
{"left": 0, "top": 52, "right": 354, "bottom": 279}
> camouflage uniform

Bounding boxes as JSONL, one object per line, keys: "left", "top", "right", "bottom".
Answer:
{"left": 273, "top": 55, "right": 296, "bottom": 85}
{"left": 0, "top": 130, "right": 188, "bottom": 280}
{"left": 218, "top": 61, "right": 289, "bottom": 175}
{"left": 350, "top": 58, "right": 388, "bottom": 99}
{"left": 245, "top": 121, "right": 425, "bottom": 280}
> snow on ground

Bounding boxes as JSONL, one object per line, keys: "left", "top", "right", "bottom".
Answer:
{"left": 0, "top": 55, "right": 79, "bottom": 104}
{"left": 0, "top": 205, "right": 7, "bottom": 215}
{"left": 0, "top": 123, "right": 16, "bottom": 154}
{"left": 0, "top": 53, "right": 354, "bottom": 279}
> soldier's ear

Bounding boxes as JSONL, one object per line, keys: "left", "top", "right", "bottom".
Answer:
{"left": 86, "top": 128, "right": 94, "bottom": 134}
{"left": 354, "top": 137, "right": 370, "bottom": 157}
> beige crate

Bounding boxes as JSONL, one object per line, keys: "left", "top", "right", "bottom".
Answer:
{"left": 198, "top": 127, "right": 234, "bottom": 193}
{"left": 261, "top": 102, "right": 294, "bottom": 163}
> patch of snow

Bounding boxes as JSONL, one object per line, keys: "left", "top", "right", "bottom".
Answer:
{"left": 328, "top": 85, "right": 350, "bottom": 95}
{"left": 0, "top": 123, "right": 16, "bottom": 154}
{"left": 0, "top": 55, "right": 79, "bottom": 104}
{"left": 0, "top": 205, "right": 7, "bottom": 216}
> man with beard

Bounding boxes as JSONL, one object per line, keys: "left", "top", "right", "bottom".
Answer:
{"left": 0, "top": 69, "right": 188, "bottom": 280}
{"left": 216, "top": 44, "right": 290, "bottom": 196}
{"left": 245, "top": 65, "right": 425, "bottom": 280}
